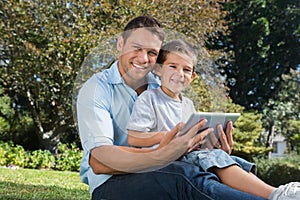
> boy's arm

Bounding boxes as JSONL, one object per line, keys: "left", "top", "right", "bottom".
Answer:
{"left": 127, "top": 130, "right": 166, "bottom": 147}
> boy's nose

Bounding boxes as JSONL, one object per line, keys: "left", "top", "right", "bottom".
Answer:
{"left": 176, "top": 68, "right": 184, "bottom": 76}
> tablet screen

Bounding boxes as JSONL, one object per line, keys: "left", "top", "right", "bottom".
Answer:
{"left": 179, "top": 112, "right": 240, "bottom": 136}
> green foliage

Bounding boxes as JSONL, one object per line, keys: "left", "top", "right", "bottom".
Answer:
{"left": 255, "top": 154, "right": 300, "bottom": 186}
{"left": 0, "top": 0, "right": 229, "bottom": 152}
{"left": 0, "top": 141, "right": 26, "bottom": 167}
{"left": 25, "top": 149, "right": 55, "bottom": 169}
{"left": 288, "top": 120, "right": 300, "bottom": 153}
{"left": 184, "top": 76, "right": 215, "bottom": 112}
{"left": 262, "top": 69, "right": 300, "bottom": 151}
{"left": 214, "top": 0, "right": 300, "bottom": 110}
{"left": 0, "top": 0, "right": 102, "bottom": 152}
{"left": 2, "top": 0, "right": 297, "bottom": 157}
{"left": 0, "top": 141, "right": 82, "bottom": 171}
{"left": 0, "top": 116, "right": 10, "bottom": 136}
{"left": 54, "top": 143, "right": 82, "bottom": 172}
{"left": 232, "top": 112, "right": 271, "bottom": 160}
{"left": 0, "top": 88, "right": 13, "bottom": 137}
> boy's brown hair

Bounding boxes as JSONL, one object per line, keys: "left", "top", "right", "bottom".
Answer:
{"left": 156, "top": 39, "right": 198, "bottom": 71}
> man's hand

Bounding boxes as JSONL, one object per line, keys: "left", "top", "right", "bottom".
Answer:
{"left": 217, "top": 121, "right": 234, "bottom": 154}
{"left": 157, "top": 123, "right": 183, "bottom": 149}
{"left": 157, "top": 119, "right": 211, "bottom": 153}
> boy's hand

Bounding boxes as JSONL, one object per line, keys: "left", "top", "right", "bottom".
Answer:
{"left": 217, "top": 121, "right": 234, "bottom": 154}
{"left": 187, "top": 127, "right": 213, "bottom": 152}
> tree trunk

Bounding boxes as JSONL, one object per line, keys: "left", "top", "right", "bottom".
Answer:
{"left": 39, "top": 130, "right": 60, "bottom": 154}
{"left": 266, "top": 119, "right": 275, "bottom": 158}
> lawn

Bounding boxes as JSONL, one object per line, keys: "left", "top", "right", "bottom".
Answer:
{"left": 0, "top": 167, "right": 89, "bottom": 200}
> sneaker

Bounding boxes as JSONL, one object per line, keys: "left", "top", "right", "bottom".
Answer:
{"left": 270, "top": 182, "right": 300, "bottom": 200}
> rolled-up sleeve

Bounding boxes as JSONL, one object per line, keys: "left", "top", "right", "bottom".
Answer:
{"left": 77, "top": 74, "right": 114, "bottom": 151}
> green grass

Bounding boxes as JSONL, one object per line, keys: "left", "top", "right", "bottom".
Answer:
{"left": 0, "top": 167, "right": 89, "bottom": 200}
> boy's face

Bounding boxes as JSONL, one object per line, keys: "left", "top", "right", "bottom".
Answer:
{"left": 117, "top": 28, "right": 162, "bottom": 83}
{"left": 156, "top": 52, "right": 196, "bottom": 99}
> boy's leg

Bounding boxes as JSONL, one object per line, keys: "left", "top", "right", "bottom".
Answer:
{"left": 181, "top": 149, "right": 272, "bottom": 198}
{"left": 162, "top": 161, "right": 265, "bottom": 200}
{"left": 214, "top": 165, "right": 274, "bottom": 199}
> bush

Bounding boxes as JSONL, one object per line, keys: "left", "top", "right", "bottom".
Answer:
{"left": 25, "top": 149, "right": 55, "bottom": 169}
{"left": 54, "top": 143, "right": 82, "bottom": 172}
{"left": 0, "top": 141, "right": 82, "bottom": 171}
{"left": 0, "top": 141, "right": 26, "bottom": 167}
{"left": 254, "top": 154, "right": 300, "bottom": 186}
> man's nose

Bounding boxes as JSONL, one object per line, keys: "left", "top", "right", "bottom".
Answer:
{"left": 137, "top": 50, "right": 149, "bottom": 64}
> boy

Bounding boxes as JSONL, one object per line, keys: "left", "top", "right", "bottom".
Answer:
{"left": 127, "top": 39, "right": 300, "bottom": 200}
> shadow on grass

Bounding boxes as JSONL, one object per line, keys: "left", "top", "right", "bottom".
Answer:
{"left": 0, "top": 181, "right": 90, "bottom": 200}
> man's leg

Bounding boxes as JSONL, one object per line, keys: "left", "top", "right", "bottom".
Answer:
{"left": 92, "top": 161, "right": 265, "bottom": 200}
{"left": 92, "top": 169, "right": 212, "bottom": 200}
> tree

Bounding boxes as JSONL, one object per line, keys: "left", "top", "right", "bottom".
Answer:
{"left": 0, "top": 87, "right": 12, "bottom": 138}
{"left": 288, "top": 120, "right": 300, "bottom": 153}
{"left": 211, "top": 0, "right": 300, "bottom": 110}
{"left": 232, "top": 112, "right": 271, "bottom": 160}
{"left": 0, "top": 0, "right": 230, "bottom": 152}
{"left": 0, "top": 0, "right": 105, "bottom": 152}
{"left": 262, "top": 69, "right": 300, "bottom": 153}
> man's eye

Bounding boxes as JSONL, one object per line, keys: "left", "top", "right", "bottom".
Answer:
{"left": 148, "top": 51, "right": 158, "bottom": 56}
{"left": 133, "top": 46, "right": 142, "bottom": 51}
{"left": 184, "top": 68, "right": 192, "bottom": 72}
{"left": 169, "top": 65, "right": 176, "bottom": 68}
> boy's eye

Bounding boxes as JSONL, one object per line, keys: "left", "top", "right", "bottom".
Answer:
{"left": 184, "top": 68, "right": 192, "bottom": 72}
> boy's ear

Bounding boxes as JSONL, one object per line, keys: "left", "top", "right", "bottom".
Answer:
{"left": 117, "top": 36, "right": 124, "bottom": 51}
{"left": 191, "top": 72, "right": 197, "bottom": 80}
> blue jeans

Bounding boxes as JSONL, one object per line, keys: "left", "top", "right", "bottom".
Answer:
{"left": 92, "top": 161, "right": 265, "bottom": 200}
{"left": 181, "top": 149, "right": 256, "bottom": 173}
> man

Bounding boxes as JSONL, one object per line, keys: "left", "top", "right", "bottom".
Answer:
{"left": 77, "top": 16, "right": 264, "bottom": 200}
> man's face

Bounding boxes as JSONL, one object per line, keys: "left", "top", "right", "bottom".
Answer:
{"left": 157, "top": 53, "right": 196, "bottom": 99}
{"left": 117, "top": 28, "right": 162, "bottom": 83}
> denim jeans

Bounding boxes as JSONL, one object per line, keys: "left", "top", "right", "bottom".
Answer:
{"left": 181, "top": 149, "right": 256, "bottom": 173}
{"left": 92, "top": 161, "right": 265, "bottom": 200}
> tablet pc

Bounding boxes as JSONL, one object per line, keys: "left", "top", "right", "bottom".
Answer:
{"left": 179, "top": 112, "right": 240, "bottom": 136}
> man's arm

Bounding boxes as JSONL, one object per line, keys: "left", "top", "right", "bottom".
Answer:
{"left": 90, "top": 121, "right": 211, "bottom": 175}
{"left": 90, "top": 153, "right": 122, "bottom": 174}
{"left": 90, "top": 145, "right": 157, "bottom": 174}
{"left": 127, "top": 130, "right": 166, "bottom": 147}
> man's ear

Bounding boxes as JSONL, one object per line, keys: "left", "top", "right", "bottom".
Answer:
{"left": 117, "top": 36, "right": 124, "bottom": 51}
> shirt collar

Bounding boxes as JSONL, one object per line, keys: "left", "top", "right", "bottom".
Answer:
{"left": 107, "top": 61, "right": 123, "bottom": 84}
